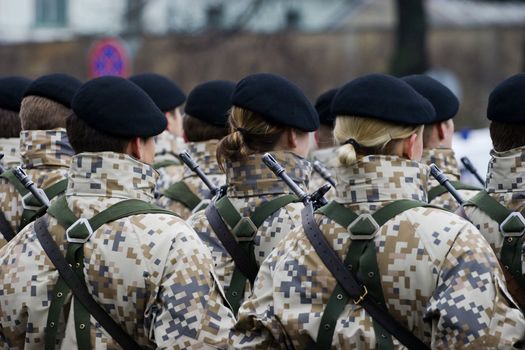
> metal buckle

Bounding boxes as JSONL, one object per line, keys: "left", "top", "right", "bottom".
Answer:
{"left": 66, "top": 218, "right": 94, "bottom": 244}
{"left": 233, "top": 217, "right": 258, "bottom": 241}
{"left": 347, "top": 214, "right": 380, "bottom": 240}
{"left": 21, "top": 192, "right": 41, "bottom": 211}
{"left": 500, "top": 212, "right": 525, "bottom": 237}
{"left": 353, "top": 285, "right": 368, "bottom": 305}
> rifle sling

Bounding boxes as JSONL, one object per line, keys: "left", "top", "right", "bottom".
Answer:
{"left": 0, "top": 210, "right": 15, "bottom": 241}
{"left": 33, "top": 216, "right": 142, "bottom": 350}
{"left": 301, "top": 203, "right": 429, "bottom": 350}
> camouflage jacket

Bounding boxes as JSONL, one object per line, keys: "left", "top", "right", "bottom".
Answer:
{"left": 154, "top": 130, "right": 186, "bottom": 193}
{"left": 188, "top": 151, "right": 311, "bottom": 305}
{"left": 463, "top": 146, "right": 525, "bottom": 262}
{"left": 422, "top": 148, "right": 480, "bottom": 211}
{"left": 309, "top": 147, "right": 338, "bottom": 202}
{"left": 156, "top": 140, "right": 225, "bottom": 219}
{"left": 0, "top": 137, "right": 20, "bottom": 169}
{"left": 0, "top": 151, "right": 235, "bottom": 349}
{"left": 230, "top": 155, "right": 525, "bottom": 349}
{"left": 0, "top": 129, "right": 73, "bottom": 246}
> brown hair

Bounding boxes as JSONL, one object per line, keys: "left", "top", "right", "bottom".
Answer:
{"left": 0, "top": 108, "right": 21, "bottom": 138}
{"left": 19, "top": 95, "right": 71, "bottom": 130}
{"left": 183, "top": 114, "right": 229, "bottom": 142}
{"left": 66, "top": 113, "right": 133, "bottom": 154}
{"left": 216, "top": 106, "right": 286, "bottom": 167}
{"left": 490, "top": 121, "right": 525, "bottom": 152}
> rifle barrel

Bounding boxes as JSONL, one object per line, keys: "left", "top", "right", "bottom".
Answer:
{"left": 429, "top": 164, "right": 464, "bottom": 205}
{"left": 313, "top": 160, "right": 336, "bottom": 187}
{"left": 262, "top": 153, "right": 309, "bottom": 204}
{"left": 179, "top": 151, "right": 220, "bottom": 196}
{"left": 13, "top": 167, "right": 50, "bottom": 207}
{"left": 460, "top": 157, "right": 485, "bottom": 186}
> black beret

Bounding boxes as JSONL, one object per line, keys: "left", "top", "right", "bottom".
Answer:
{"left": 0, "top": 76, "right": 32, "bottom": 112}
{"left": 184, "top": 80, "right": 235, "bottom": 127}
{"left": 402, "top": 74, "right": 459, "bottom": 123}
{"left": 72, "top": 76, "right": 167, "bottom": 138}
{"left": 232, "top": 73, "right": 319, "bottom": 132}
{"left": 24, "top": 73, "right": 82, "bottom": 108}
{"left": 129, "top": 73, "right": 186, "bottom": 112}
{"left": 332, "top": 73, "right": 435, "bottom": 125}
{"left": 315, "top": 88, "right": 338, "bottom": 126}
{"left": 487, "top": 73, "right": 525, "bottom": 124}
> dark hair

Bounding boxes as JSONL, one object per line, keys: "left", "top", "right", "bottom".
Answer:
{"left": 216, "top": 106, "right": 287, "bottom": 167}
{"left": 66, "top": 113, "right": 133, "bottom": 154}
{"left": 183, "top": 114, "right": 229, "bottom": 142}
{"left": 0, "top": 108, "right": 21, "bottom": 138}
{"left": 20, "top": 95, "right": 71, "bottom": 130}
{"left": 490, "top": 121, "right": 525, "bottom": 152}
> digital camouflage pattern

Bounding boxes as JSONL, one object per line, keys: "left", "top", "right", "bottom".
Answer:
{"left": 309, "top": 146, "right": 338, "bottom": 202}
{"left": 154, "top": 130, "right": 186, "bottom": 193}
{"left": 231, "top": 155, "right": 525, "bottom": 349}
{"left": 188, "top": 151, "right": 311, "bottom": 305}
{"left": 422, "top": 148, "right": 480, "bottom": 211}
{"left": 156, "top": 140, "right": 225, "bottom": 219}
{"left": 0, "top": 129, "right": 73, "bottom": 246}
{"left": 0, "top": 151, "right": 235, "bottom": 349}
{"left": 464, "top": 146, "right": 525, "bottom": 264}
{"left": 0, "top": 137, "right": 20, "bottom": 169}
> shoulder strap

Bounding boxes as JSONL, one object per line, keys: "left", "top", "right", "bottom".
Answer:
{"left": 153, "top": 159, "right": 179, "bottom": 169}
{"left": 302, "top": 203, "right": 429, "bottom": 349}
{"left": 162, "top": 181, "right": 201, "bottom": 211}
{"left": 0, "top": 210, "right": 15, "bottom": 241}
{"left": 428, "top": 181, "right": 481, "bottom": 202}
{"left": 0, "top": 169, "right": 28, "bottom": 195}
{"left": 33, "top": 217, "right": 142, "bottom": 350}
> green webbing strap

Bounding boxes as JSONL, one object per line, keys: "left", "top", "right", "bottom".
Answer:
{"left": 427, "top": 181, "right": 481, "bottom": 202}
{"left": 315, "top": 199, "right": 433, "bottom": 349}
{"left": 44, "top": 196, "right": 177, "bottom": 349}
{"left": 153, "top": 159, "right": 179, "bottom": 169}
{"left": 162, "top": 181, "right": 202, "bottom": 211}
{"left": 464, "top": 191, "right": 525, "bottom": 289}
{"left": 214, "top": 194, "right": 297, "bottom": 314}
{"left": 0, "top": 170, "right": 28, "bottom": 196}
{"left": 19, "top": 179, "right": 68, "bottom": 231}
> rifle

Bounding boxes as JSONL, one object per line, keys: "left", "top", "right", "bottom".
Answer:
{"left": 460, "top": 157, "right": 485, "bottom": 187}
{"left": 429, "top": 164, "right": 465, "bottom": 205}
{"left": 313, "top": 160, "right": 337, "bottom": 188}
{"left": 262, "top": 153, "right": 331, "bottom": 210}
{"left": 13, "top": 166, "right": 51, "bottom": 208}
{"left": 179, "top": 151, "right": 226, "bottom": 198}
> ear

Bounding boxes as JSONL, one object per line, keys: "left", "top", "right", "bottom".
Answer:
{"left": 436, "top": 122, "right": 446, "bottom": 141}
{"left": 287, "top": 128, "right": 298, "bottom": 149}
{"left": 402, "top": 133, "right": 418, "bottom": 160}
{"left": 129, "top": 137, "right": 143, "bottom": 160}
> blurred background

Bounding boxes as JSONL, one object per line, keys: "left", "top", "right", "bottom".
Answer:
{"left": 1, "top": 0, "right": 524, "bottom": 174}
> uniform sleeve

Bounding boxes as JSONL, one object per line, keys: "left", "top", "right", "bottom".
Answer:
{"left": 151, "top": 223, "right": 236, "bottom": 349}
{"left": 426, "top": 222, "right": 525, "bottom": 348}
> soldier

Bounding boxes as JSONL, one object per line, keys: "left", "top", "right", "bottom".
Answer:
{"left": 309, "top": 88, "right": 338, "bottom": 201}
{"left": 129, "top": 73, "right": 187, "bottom": 192}
{"left": 156, "top": 80, "right": 234, "bottom": 219}
{"left": 463, "top": 73, "right": 525, "bottom": 301}
{"left": 230, "top": 74, "right": 525, "bottom": 349}
{"left": 402, "top": 75, "right": 480, "bottom": 211}
{"left": 0, "top": 73, "right": 81, "bottom": 244}
{"left": 0, "top": 76, "right": 235, "bottom": 349}
{"left": 188, "top": 73, "right": 318, "bottom": 315}
{"left": 0, "top": 76, "right": 32, "bottom": 169}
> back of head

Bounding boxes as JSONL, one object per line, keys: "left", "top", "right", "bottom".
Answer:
{"left": 68, "top": 76, "right": 166, "bottom": 154}
{"left": 183, "top": 80, "right": 235, "bottom": 142}
{"left": 331, "top": 73, "right": 434, "bottom": 166}
{"left": 0, "top": 76, "right": 32, "bottom": 138}
{"left": 129, "top": 73, "right": 186, "bottom": 112}
{"left": 20, "top": 73, "right": 82, "bottom": 131}
{"left": 487, "top": 73, "right": 525, "bottom": 152}
{"left": 216, "top": 73, "right": 319, "bottom": 166}
{"left": 314, "top": 88, "right": 338, "bottom": 147}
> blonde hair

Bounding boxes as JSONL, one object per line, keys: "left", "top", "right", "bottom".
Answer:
{"left": 20, "top": 95, "right": 71, "bottom": 131}
{"left": 216, "top": 106, "right": 286, "bottom": 167}
{"left": 334, "top": 116, "right": 423, "bottom": 167}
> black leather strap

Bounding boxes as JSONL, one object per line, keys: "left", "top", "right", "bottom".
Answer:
{"left": 33, "top": 217, "right": 142, "bottom": 350}
{"left": 301, "top": 203, "right": 429, "bottom": 349}
{"left": 205, "top": 203, "right": 259, "bottom": 285}
{"left": 0, "top": 210, "right": 15, "bottom": 241}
